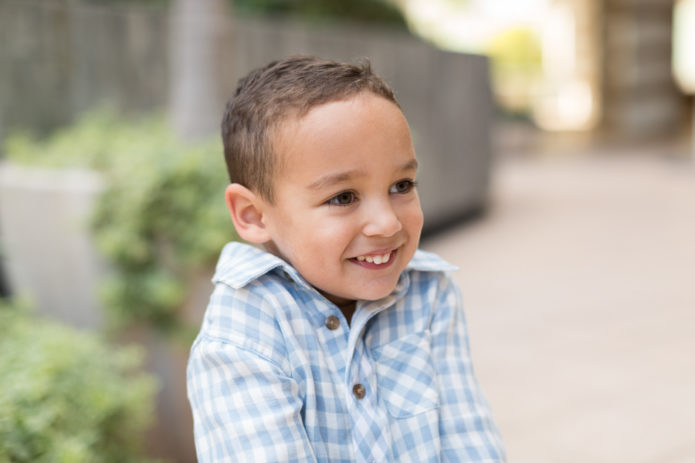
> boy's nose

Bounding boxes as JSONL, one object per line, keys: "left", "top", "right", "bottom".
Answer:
{"left": 362, "top": 200, "right": 402, "bottom": 237}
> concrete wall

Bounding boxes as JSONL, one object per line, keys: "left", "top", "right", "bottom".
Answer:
{"left": 0, "top": 0, "right": 170, "bottom": 138}
{"left": 0, "top": 0, "right": 493, "bottom": 233}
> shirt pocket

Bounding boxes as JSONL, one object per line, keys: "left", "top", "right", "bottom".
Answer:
{"left": 370, "top": 329, "right": 439, "bottom": 419}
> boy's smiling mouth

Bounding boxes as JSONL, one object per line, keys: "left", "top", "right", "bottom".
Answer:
{"left": 349, "top": 249, "right": 398, "bottom": 267}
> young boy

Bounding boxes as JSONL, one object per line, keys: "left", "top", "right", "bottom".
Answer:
{"left": 187, "top": 55, "right": 505, "bottom": 462}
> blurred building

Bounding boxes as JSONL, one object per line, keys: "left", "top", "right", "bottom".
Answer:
{"left": 537, "top": 0, "right": 685, "bottom": 136}
{"left": 406, "top": 0, "right": 688, "bottom": 137}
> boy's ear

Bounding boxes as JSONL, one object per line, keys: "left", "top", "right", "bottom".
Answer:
{"left": 224, "top": 184, "right": 272, "bottom": 244}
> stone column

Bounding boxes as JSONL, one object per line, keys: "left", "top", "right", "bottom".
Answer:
{"left": 168, "top": 0, "right": 231, "bottom": 140}
{"left": 601, "top": 0, "right": 685, "bottom": 136}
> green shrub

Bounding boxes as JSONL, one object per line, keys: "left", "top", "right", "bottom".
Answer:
{"left": 3, "top": 110, "right": 237, "bottom": 334}
{"left": 4, "top": 110, "right": 124, "bottom": 170}
{"left": 0, "top": 300, "right": 158, "bottom": 462}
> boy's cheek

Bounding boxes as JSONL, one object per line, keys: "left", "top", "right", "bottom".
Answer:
{"left": 408, "top": 205, "right": 425, "bottom": 233}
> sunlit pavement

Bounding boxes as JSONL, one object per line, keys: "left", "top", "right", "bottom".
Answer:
{"left": 421, "top": 136, "right": 695, "bottom": 463}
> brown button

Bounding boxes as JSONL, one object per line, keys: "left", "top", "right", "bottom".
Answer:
{"left": 352, "top": 383, "right": 366, "bottom": 400}
{"left": 325, "top": 315, "right": 340, "bottom": 330}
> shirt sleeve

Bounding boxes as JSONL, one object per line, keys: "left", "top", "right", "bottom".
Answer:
{"left": 186, "top": 287, "right": 317, "bottom": 463}
{"left": 429, "top": 274, "right": 507, "bottom": 462}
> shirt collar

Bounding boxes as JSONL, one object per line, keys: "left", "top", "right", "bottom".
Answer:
{"left": 213, "top": 242, "right": 308, "bottom": 290}
{"left": 406, "top": 248, "right": 458, "bottom": 272}
{"left": 213, "top": 241, "right": 458, "bottom": 290}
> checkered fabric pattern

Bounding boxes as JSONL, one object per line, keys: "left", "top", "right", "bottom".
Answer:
{"left": 187, "top": 242, "right": 506, "bottom": 462}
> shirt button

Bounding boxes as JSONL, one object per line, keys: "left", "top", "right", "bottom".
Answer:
{"left": 325, "top": 315, "right": 340, "bottom": 330}
{"left": 352, "top": 383, "right": 366, "bottom": 400}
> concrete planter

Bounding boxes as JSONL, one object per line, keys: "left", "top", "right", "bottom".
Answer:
{"left": 0, "top": 162, "right": 106, "bottom": 328}
{"left": 0, "top": 161, "right": 202, "bottom": 462}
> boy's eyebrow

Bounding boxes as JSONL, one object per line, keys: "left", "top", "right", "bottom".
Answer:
{"left": 307, "top": 158, "right": 418, "bottom": 191}
{"left": 401, "top": 159, "right": 418, "bottom": 171}
{"left": 308, "top": 169, "right": 363, "bottom": 190}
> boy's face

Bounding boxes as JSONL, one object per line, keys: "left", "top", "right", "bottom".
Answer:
{"left": 259, "top": 92, "right": 424, "bottom": 306}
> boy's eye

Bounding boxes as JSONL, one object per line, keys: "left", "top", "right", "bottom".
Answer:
{"left": 390, "top": 179, "right": 417, "bottom": 194}
{"left": 327, "top": 191, "right": 357, "bottom": 206}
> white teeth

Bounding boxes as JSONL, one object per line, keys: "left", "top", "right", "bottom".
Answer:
{"left": 356, "top": 252, "right": 391, "bottom": 265}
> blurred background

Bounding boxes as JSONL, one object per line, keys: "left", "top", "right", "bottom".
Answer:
{"left": 1, "top": 0, "right": 694, "bottom": 462}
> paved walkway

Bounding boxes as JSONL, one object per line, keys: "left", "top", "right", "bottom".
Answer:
{"left": 421, "top": 137, "right": 695, "bottom": 463}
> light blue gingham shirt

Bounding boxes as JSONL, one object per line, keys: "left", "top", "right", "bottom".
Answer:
{"left": 187, "top": 242, "right": 505, "bottom": 462}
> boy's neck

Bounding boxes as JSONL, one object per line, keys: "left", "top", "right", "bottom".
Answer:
{"left": 335, "top": 300, "right": 356, "bottom": 326}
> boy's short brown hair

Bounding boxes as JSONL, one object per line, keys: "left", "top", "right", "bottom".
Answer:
{"left": 221, "top": 55, "right": 400, "bottom": 203}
